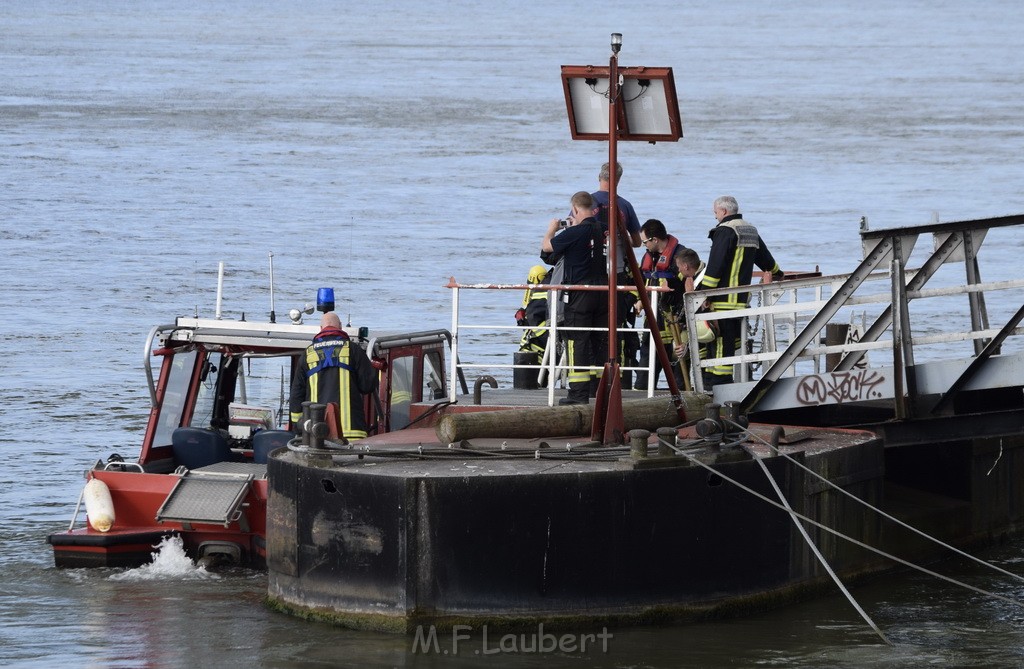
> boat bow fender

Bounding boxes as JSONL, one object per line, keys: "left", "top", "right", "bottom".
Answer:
{"left": 83, "top": 478, "right": 114, "bottom": 532}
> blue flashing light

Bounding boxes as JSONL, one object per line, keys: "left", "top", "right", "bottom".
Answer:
{"left": 316, "top": 287, "right": 335, "bottom": 313}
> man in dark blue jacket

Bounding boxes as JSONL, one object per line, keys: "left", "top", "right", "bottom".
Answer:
{"left": 542, "top": 191, "right": 608, "bottom": 405}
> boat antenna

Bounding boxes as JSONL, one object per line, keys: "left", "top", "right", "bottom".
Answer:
{"left": 277, "top": 367, "right": 287, "bottom": 428}
{"left": 268, "top": 251, "right": 277, "bottom": 323}
{"left": 193, "top": 259, "right": 199, "bottom": 317}
{"left": 346, "top": 214, "right": 354, "bottom": 328}
{"left": 215, "top": 261, "right": 225, "bottom": 320}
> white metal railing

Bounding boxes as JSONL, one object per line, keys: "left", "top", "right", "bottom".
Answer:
{"left": 447, "top": 280, "right": 671, "bottom": 406}
{"left": 447, "top": 248, "right": 1024, "bottom": 408}
{"left": 682, "top": 268, "right": 1024, "bottom": 395}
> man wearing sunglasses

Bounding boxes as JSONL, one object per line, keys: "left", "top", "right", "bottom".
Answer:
{"left": 633, "top": 219, "right": 690, "bottom": 391}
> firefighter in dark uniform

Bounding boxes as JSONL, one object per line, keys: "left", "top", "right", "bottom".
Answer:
{"left": 699, "top": 195, "right": 784, "bottom": 388}
{"left": 541, "top": 191, "right": 608, "bottom": 405}
{"left": 289, "top": 311, "right": 377, "bottom": 440}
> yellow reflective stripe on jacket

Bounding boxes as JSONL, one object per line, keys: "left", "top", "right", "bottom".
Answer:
{"left": 305, "top": 342, "right": 364, "bottom": 439}
{"left": 521, "top": 288, "right": 549, "bottom": 307}
{"left": 723, "top": 246, "right": 746, "bottom": 308}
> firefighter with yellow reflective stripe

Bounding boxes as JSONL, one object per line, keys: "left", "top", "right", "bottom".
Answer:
{"left": 516, "top": 265, "right": 549, "bottom": 355}
{"left": 541, "top": 191, "right": 607, "bottom": 406}
{"left": 669, "top": 247, "right": 716, "bottom": 389}
{"left": 699, "top": 196, "right": 784, "bottom": 388}
{"left": 288, "top": 312, "right": 377, "bottom": 441}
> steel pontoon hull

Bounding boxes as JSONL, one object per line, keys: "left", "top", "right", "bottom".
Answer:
{"left": 266, "top": 424, "right": 901, "bottom": 632}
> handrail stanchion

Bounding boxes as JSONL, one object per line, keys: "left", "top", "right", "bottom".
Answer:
{"left": 811, "top": 283, "right": 821, "bottom": 374}
{"left": 891, "top": 257, "right": 907, "bottom": 420}
{"left": 685, "top": 291, "right": 704, "bottom": 394}
{"left": 449, "top": 279, "right": 460, "bottom": 404}
{"left": 547, "top": 287, "right": 558, "bottom": 406}
{"left": 645, "top": 290, "right": 658, "bottom": 397}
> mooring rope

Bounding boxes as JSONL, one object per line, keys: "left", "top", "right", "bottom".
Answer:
{"left": 726, "top": 419, "right": 1024, "bottom": 585}
{"left": 657, "top": 435, "right": 1024, "bottom": 611}
{"left": 745, "top": 442, "right": 892, "bottom": 645}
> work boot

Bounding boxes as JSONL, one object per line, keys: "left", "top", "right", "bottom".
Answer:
{"left": 559, "top": 383, "right": 590, "bottom": 405}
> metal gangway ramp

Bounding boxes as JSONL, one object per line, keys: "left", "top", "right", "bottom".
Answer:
{"left": 692, "top": 214, "right": 1024, "bottom": 439}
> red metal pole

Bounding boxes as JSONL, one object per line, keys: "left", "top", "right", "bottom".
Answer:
{"left": 606, "top": 48, "right": 619, "bottom": 363}
{"left": 592, "top": 34, "right": 625, "bottom": 444}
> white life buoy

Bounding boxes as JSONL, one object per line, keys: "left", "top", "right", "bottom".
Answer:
{"left": 84, "top": 478, "right": 115, "bottom": 532}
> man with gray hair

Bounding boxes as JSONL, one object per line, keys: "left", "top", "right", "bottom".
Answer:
{"left": 698, "top": 196, "right": 784, "bottom": 388}
{"left": 593, "top": 161, "right": 642, "bottom": 252}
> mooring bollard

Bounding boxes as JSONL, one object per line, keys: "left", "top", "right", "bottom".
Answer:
{"left": 628, "top": 429, "right": 651, "bottom": 459}
{"left": 299, "top": 402, "right": 329, "bottom": 449}
{"left": 300, "top": 401, "right": 313, "bottom": 447}
{"left": 722, "top": 401, "right": 749, "bottom": 439}
{"left": 656, "top": 427, "right": 676, "bottom": 456}
{"left": 696, "top": 403, "right": 723, "bottom": 446}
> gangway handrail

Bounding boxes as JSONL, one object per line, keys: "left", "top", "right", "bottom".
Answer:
{"left": 685, "top": 272, "right": 1024, "bottom": 393}
{"left": 858, "top": 212, "right": 1024, "bottom": 239}
{"left": 677, "top": 214, "right": 1024, "bottom": 418}
{"left": 694, "top": 325, "right": 1024, "bottom": 370}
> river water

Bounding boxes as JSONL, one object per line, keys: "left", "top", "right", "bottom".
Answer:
{"left": 3, "top": 0, "right": 1024, "bottom": 666}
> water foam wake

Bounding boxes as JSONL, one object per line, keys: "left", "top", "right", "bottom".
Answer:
{"left": 108, "top": 535, "right": 219, "bottom": 582}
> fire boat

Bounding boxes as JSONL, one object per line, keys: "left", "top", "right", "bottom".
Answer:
{"left": 47, "top": 270, "right": 457, "bottom": 569}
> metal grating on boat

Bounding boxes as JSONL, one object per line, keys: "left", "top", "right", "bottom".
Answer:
{"left": 156, "top": 472, "right": 254, "bottom": 526}
{"left": 193, "top": 461, "right": 268, "bottom": 479}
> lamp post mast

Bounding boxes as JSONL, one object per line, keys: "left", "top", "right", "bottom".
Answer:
{"left": 591, "top": 32, "right": 626, "bottom": 444}
{"left": 563, "top": 37, "right": 688, "bottom": 442}
{"left": 606, "top": 32, "right": 621, "bottom": 366}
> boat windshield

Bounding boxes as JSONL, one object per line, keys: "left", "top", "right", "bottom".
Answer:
{"left": 424, "top": 350, "right": 445, "bottom": 400}
{"left": 389, "top": 350, "right": 446, "bottom": 431}
{"left": 190, "top": 352, "right": 293, "bottom": 430}
{"left": 390, "top": 356, "right": 414, "bottom": 430}
{"left": 153, "top": 349, "right": 199, "bottom": 447}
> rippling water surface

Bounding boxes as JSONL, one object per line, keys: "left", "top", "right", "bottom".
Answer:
{"left": 3, "top": 1, "right": 1024, "bottom": 666}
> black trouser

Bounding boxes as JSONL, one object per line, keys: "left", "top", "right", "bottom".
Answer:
{"left": 564, "top": 291, "right": 608, "bottom": 400}
{"left": 702, "top": 314, "right": 741, "bottom": 388}
{"left": 618, "top": 284, "right": 640, "bottom": 384}
{"left": 635, "top": 330, "right": 685, "bottom": 390}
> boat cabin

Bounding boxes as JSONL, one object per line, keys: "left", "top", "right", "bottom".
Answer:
{"left": 140, "top": 317, "right": 452, "bottom": 470}
{"left": 48, "top": 313, "right": 452, "bottom": 569}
